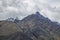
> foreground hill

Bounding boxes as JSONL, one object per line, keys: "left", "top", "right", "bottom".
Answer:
{"left": 0, "top": 21, "right": 22, "bottom": 36}
{"left": 0, "top": 11, "right": 60, "bottom": 40}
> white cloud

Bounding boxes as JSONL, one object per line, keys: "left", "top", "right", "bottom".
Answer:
{"left": 0, "top": 0, "right": 60, "bottom": 23}
{"left": 34, "top": 0, "right": 60, "bottom": 23}
{"left": 6, "top": 6, "right": 18, "bottom": 12}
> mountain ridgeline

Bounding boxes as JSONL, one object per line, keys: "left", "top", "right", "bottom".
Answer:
{"left": 0, "top": 12, "right": 60, "bottom": 40}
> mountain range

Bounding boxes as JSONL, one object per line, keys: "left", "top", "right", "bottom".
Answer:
{"left": 0, "top": 11, "right": 60, "bottom": 40}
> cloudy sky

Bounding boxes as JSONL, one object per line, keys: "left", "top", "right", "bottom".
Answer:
{"left": 0, "top": 0, "right": 60, "bottom": 23}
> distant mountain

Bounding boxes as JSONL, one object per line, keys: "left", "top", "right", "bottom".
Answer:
{"left": 0, "top": 11, "right": 60, "bottom": 40}
{"left": 6, "top": 18, "right": 15, "bottom": 22}
{"left": 6, "top": 17, "right": 20, "bottom": 23}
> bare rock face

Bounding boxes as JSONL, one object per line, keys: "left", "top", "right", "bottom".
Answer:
{"left": 0, "top": 11, "right": 60, "bottom": 40}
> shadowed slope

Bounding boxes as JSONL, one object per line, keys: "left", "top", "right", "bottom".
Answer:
{"left": 18, "top": 11, "right": 60, "bottom": 40}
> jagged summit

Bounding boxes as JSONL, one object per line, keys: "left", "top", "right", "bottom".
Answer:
{"left": 35, "top": 11, "right": 46, "bottom": 19}
{"left": 36, "top": 11, "right": 40, "bottom": 15}
{"left": 22, "top": 11, "right": 47, "bottom": 22}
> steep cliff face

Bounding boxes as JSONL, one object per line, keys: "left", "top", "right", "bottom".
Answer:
{"left": 0, "top": 12, "right": 60, "bottom": 40}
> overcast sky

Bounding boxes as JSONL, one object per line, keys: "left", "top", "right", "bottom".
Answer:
{"left": 0, "top": 0, "right": 60, "bottom": 23}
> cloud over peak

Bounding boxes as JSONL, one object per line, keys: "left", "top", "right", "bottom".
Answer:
{"left": 0, "top": 0, "right": 60, "bottom": 23}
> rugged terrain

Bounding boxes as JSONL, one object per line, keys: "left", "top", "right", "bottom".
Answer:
{"left": 0, "top": 12, "right": 60, "bottom": 40}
